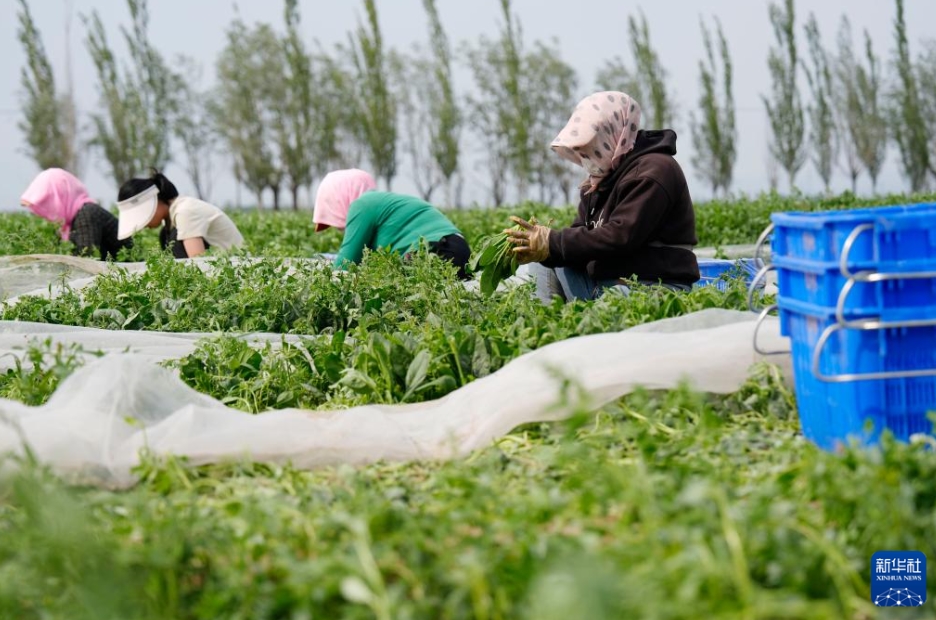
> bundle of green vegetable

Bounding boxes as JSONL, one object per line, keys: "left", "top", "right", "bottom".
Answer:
{"left": 468, "top": 220, "right": 531, "bottom": 295}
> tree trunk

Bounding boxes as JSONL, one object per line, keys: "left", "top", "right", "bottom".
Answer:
{"left": 421, "top": 185, "right": 436, "bottom": 203}
{"left": 291, "top": 184, "right": 300, "bottom": 211}
{"left": 255, "top": 190, "right": 264, "bottom": 210}
{"left": 272, "top": 186, "right": 281, "bottom": 211}
{"left": 851, "top": 173, "right": 857, "bottom": 195}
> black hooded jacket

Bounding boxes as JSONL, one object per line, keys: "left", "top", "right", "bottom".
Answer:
{"left": 546, "top": 129, "right": 700, "bottom": 285}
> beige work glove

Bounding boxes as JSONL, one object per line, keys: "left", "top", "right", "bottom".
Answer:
{"left": 506, "top": 216, "right": 552, "bottom": 265}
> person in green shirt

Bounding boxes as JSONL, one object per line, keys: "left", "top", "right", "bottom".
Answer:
{"left": 313, "top": 169, "right": 471, "bottom": 279}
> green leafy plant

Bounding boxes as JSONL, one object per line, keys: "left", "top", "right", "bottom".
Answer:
{"left": 469, "top": 219, "right": 539, "bottom": 295}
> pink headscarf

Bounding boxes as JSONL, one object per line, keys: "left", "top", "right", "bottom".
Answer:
{"left": 313, "top": 169, "right": 378, "bottom": 232}
{"left": 550, "top": 91, "right": 642, "bottom": 194}
{"left": 20, "top": 168, "right": 92, "bottom": 240}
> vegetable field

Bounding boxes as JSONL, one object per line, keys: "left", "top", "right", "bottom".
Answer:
{"left": 1, "top": 192, "right": 935, "bottom": 619}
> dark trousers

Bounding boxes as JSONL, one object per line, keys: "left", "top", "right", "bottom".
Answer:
{"left": 428, "top": 234, "right": 471, "bottom": 280}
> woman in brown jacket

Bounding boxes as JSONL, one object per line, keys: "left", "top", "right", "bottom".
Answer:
{"left": 508, "top": 91, "right": 700, "bottom": 303}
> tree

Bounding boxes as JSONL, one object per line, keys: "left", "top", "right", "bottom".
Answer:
{"left": 762, "top": 0, "right": 807, "bottom": 191}
{"left": 689, "top": 17, "right": 737, "bottom": 197}
{"left": 595, "top": 57, "right": 642, "bottom": 107}
{"left": 16, "top": 0, "right": 79, "bottom": 172}
{"left": 891, "top": 0, "right": 929, "bottom": 191}
{"left": 84, "top": 0, "right": 180, "bottom": 184}
{"left": 421, "top": 0, "right": 461, "bottom": 206}
{"left": 464, "top": 39, "right": 512, "bottom": 206}
{"left": 497, "top": 0, "right": 532, "bottom": 200}
{"left": 835, "top": 18, "right": 887, "bottom": 193}
{"left": 391, "top": 49, "right": 442, "bottom": 201}
{"left": 919, "top": 40, "right": 936, "bottom": 182}
{"left": 595, "top": 11, "right": 674, "bottom": 129}
{"left": 525, "top": 40, "right": 579, "bottom": 205}
{"left": 312, "top": 50, "right": 355, "bottom": 174}
{"left": 278, "top": 0, "right": 316, "bottom": 210}
{"left": 833, "top": 18, "right": 862, "bottom": 193}
{"left": 174, "top": 57, "right": 216, "bottom": 201}
{"left": 348, "top": 0, "right": 397, "bottom": 189}
{"left": 629, "top": 12, "right": 674, "bottom": 129}
{"left": 463, "top": 0, "right": 535, "bottom": 203}
{"left": 214, "top": 19, "right": 281, "bottom": 209}
{"left": 803, "top": 15, "right": 837, "bottom": 193}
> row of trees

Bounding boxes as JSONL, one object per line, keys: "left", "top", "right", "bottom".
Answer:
{"left": 16, "top": 0, "right": 936, "bottom": 208}
{"left": 760, "top": 0, "right": 932, "bottom": 195}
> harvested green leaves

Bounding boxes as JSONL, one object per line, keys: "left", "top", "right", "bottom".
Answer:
{"left": 469, "top": 219, "right": 541, "bottom": 295}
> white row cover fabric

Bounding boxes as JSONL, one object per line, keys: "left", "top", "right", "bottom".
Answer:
{"left": 0, "top": 309, "right": 791, "bottom": 487}
{"left": 0, "top": 321, "right": 316, "bottom": 372}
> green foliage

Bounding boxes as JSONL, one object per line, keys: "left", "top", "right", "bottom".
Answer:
{"left": 595, "top": 12, "right": 675, "bottom": 130}
{"left": 463, "top": 0, "right": 534, "bottom": 205}
{"left": 0, "top": 244, "right": 760, "bottom": 413}
{"left": 84, "top": 0, "right": 179, "bottom": 184}
{"left": 2, "top": 371, "right": 935, "bottom": 617}
{"left": 422, "top": 0, "right": 461, "bottom": 201}
{"left": 279, "top": 0, "right": 316, "bottom": 210}
{"left": 213, "top": 20, "right": 283, "bottom": 209}
{"left": 0, "top": 340, "right": 91, "bottom": 406}
{"left": 834, "top": 18, "right": 888, "bottom": 193}
{"left": 803, "top": 16, "right": 838, "bottom": 193}
{"left": 0, "top": 215, "right": 66, "bottom": 255}
{"left": 173, "top": 57, "right": 217, "bottom": 201}
{"left": 525, "top": 41, "right": 580, "bottom": 205}
{"left": 762, "top": 0, "right": 807, "bottom": 191}
{"left": 6, "top": 193, "right": 936, "bottom": 261}
{"left": 628, "top": 11, "right": 674, "bottom": 129}
{"left": 3, "top": 196, "right": 936, "bottom": 616}
{"left": 916, "top": 40, "right": 936, "bottom": 184}
{"left": 594, "top": 57, "right": 641, "bottom": 110}
{"left": 348, "top": 0, "right": 397, "bottom": 189}
{"left": 16, "top": 0, "right": 78, "bottom": 172}
{"left": 693, "top": 190, "right": 936, "bottom": 246}
{"left": 891, "top": 0, "right": 930, "bottom": 192}
{"left": 468, "top": 225, "right": 524, "bottom": 296}
{"left": 690, "top": 17, "right": 736, "bottom": 197}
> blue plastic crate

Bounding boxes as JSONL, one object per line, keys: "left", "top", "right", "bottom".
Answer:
{"left": 774, "top": 254, "right": 879, "bottom": 314}
{"left": 874, "top": 208, "right": 936, "bottom": 266}
{"left": 779, "top": 297, "right": 936, "bottom": 450}
{"left": 695, "top": 258, "right": 759, "bottom": 291}
{"left": 770, "top": 204, "right": 936, "bottom": 265}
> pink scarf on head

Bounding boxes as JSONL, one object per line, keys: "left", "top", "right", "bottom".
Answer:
{"left": 20, "top": 168, "right": 92, "bottom": 240}
{"left": 550, "top": 92, "right": 642, "bottom": 194}
{"left": 313, "top": 169, "right": 377, "bottom": 231}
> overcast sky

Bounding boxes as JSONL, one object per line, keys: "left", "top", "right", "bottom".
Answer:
{"left": 1, "top": 0, "right": 934, "bottom": 212}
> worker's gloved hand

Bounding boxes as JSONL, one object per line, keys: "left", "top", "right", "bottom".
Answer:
{"left": 506, "top": 216, "right": 551, "bottom": 264}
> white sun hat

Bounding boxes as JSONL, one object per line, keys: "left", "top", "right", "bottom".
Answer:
{"left": 116, "top": 185, "right": 159, "bottom": 240}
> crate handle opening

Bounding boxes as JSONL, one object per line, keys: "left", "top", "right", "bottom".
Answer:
{"left": 753, "top": 304, "right": 789, "bottom": 356}
{"left": 840, "top": 222, "right": 936, "bottom": 284}
{"left": 753, "top": 222, "right": 774, "bottom": 270}
{"left": 747, "top": 264, "right": 776, "bottom": 313}
{"left": 811, "top": 321, "right": 936, "bottom": 383}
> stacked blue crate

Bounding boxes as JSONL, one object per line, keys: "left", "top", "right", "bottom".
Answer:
{"left": 766, "top": 203, "right": 936, "bottom": 450}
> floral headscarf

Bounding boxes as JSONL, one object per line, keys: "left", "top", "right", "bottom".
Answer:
{"left": 550, "top": 92, "right": 642, "bottom": 194}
